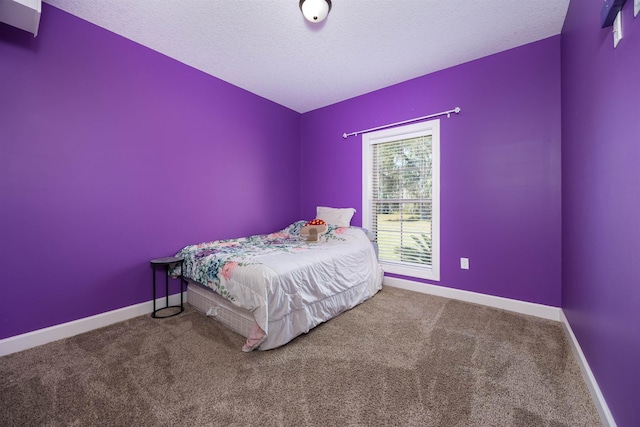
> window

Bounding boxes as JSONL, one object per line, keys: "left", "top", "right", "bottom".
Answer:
{"left": 362, "top": 119, "right": 440, "bottom": 281}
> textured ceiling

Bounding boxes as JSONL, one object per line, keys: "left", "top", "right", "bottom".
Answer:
{"left": 43, "top": 0, "right": 570, "bottom": 113}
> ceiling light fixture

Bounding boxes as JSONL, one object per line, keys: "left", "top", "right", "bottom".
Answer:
{"left": 299, "top": 0, "right": 332, "bottom": 23}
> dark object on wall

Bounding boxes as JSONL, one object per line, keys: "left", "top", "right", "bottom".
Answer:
{"left": 601, "top": 0, "right": 626, "bottom": 27}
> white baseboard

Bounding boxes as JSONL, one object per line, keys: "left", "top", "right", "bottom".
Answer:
{"left": 560, "top": 311, "right": 617, "bottom": 427}
{"left": 0, "top": 292, "right": 188, "bottom": 357}
{"left": 383, "top": 276, "right": 561, "bottom": 321}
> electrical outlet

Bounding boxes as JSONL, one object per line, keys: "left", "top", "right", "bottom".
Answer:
{"left": 460, "top": 258, "right": 469, "bottom": 270}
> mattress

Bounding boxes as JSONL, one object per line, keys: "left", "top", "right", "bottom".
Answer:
{"left": 187, "top": 281, "right": 253, "bottom": 338}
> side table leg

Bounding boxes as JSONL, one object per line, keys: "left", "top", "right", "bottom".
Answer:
{"left": 152, "top": 266, "right": 157, "bottom": 317}
{"left": 165, "top": 264, "right": 170, "bottom": 310}
{"left": 180, "top": 260, "right": 184, "bottom": 309}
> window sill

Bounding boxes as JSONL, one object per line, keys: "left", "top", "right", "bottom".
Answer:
{"left": 380, "top": 261, "right": 439, "bottom": 281}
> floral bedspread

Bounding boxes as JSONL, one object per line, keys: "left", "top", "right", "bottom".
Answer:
{"left": 173, "top": 220, "right": 383, "bottom": 351}
{"left": 174, "top": 221, "right": 346, "bottom": 301}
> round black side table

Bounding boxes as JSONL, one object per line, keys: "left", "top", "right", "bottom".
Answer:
{"left": 150, "top": 256, "right": 186, "bottom": 318}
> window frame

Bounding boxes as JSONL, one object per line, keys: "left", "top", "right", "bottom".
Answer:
{"left": 361, "top": 119, "right": 440, "bottom": 281}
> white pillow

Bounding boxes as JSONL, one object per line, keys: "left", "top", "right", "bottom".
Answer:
{"left": 316, "top": 206, "right": 356, "bottom": 227}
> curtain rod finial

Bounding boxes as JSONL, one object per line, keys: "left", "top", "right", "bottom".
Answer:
{"left": 343, "top": 133, "right": 348, "bottom": 139}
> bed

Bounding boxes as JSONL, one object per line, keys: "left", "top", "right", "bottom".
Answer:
{"left": 173, "top": 219, "right": 383, "bottom": 351}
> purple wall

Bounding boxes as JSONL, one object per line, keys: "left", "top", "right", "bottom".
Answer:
{"left": 0, "top": 5, "right": 301, "bottom": 340}
{"left": 300, "top": 37, "right": 562, "bottom": 307}
{"left": 561, "top": 1, "right": 640, "bottom": 426}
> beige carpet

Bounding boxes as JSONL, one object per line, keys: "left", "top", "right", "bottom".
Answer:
{"left": 1, "top": 286, "right": 600, "bottom": 426}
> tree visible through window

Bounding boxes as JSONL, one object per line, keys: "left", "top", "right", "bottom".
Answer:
{"left": 362, "top": 120, "right": 440, "bottom": 281}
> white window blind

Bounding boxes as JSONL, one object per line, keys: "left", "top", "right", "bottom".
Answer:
{"left": 362, "top": 120, "right": 440, "bottom": 281}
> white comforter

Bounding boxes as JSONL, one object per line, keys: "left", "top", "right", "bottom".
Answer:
{"left": 175, "top": 221, "right": 383, "bottom": 351}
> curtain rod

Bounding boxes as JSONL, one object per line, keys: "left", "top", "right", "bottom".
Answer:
{"left": 342, "top": 107, "right": 461, "bottom": 139}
